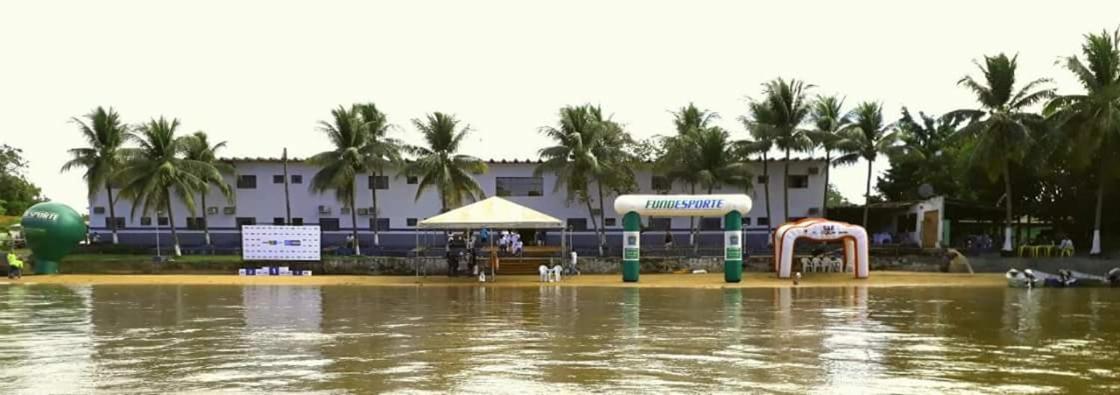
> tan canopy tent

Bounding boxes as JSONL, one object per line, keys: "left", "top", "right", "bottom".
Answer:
{"left": 418, "top": 196, "right": 564, "bottom": 229}
{"left": 416, "top": 197, "right": 565, "bottom": 280}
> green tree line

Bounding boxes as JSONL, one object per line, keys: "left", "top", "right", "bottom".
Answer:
{"left": 63, "top": 27, "right": 1120, "bottom": 257}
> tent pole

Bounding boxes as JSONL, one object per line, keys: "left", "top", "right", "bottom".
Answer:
{"left": 415, "top": 227, "right": 419, "bottom": 278}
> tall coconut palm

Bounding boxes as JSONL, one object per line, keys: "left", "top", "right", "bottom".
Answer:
{"left": 536, "top": 105, "right": 605, "bottom": 254}
{"left": 840, "top": 102, "right": 899, "bottom": 228}
{"left": 180, "top": 131, "right": 234, "bottom": 248}
{"left": 662, "top": 103, "right": 719, "bottom": 248}
{"left": 735, "top": 122, "right": 774, "bottom": 230}
{"left": 308, "top": 106, "right": 369, "bottom": 256}
{"left": 62, "top": 106, "right": 128, "bottom": 244}
{"left": 950, "top": 53, "right": 1055, "bottom": 254}
{"left": 687, "top": 126, "right": 754, "bottom": 194}
{"left": 809, "top": 95, "right": 857, "bottom": 218}
{"left": 355, "top": 103, "right": 403, "bottom": 247}
{"left": 746, "top": 78, "right": 814, "bottom": 225}
{"left": 586, "top": 105, "right": 637, "bottom": 253}
{"left": 890, "top": 107, "right": 965, "bottom": 199}
{"left": 1045, "top": 29, "right": 1120, "bottom": 256}
{"left": 116, "top": 117, "right": 218, "bottom": 257}
{"left": 403, "top": 112, "right": 487, "bottom": 212}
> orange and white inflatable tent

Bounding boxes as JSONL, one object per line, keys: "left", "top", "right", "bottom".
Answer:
{"left": 773, "top": 218, "right": 870, "bottom": 279}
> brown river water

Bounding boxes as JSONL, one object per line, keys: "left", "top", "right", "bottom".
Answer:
{"left": 1, "top": 284, "right": 1118, "bottom": 394}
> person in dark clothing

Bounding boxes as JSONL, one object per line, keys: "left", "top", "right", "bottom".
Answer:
{"left": 446, "top": 250, "right": 458, "bottom": 277}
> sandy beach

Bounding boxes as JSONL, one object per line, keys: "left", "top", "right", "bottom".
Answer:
{"left": 1, "top": 271, "right": 1006, "bottom": 288}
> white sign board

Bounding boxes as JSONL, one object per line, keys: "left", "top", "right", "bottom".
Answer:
{"left": 241, "top": 225, "right": 321, "bottom": 261}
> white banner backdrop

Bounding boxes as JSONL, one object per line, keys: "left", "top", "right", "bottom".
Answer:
{"left": 241, "top": 225, "right": 321, "bottom": 261}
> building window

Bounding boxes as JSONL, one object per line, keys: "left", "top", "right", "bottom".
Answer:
{"left": 273, "top": 217, "right": 285, "bottom": 225}
{"left": 368, "top": 175, "right": 389, "bottom": 190}
{"left": 742, "top": 217, "right": 751, "bottom": 226}
{"left": 292, "top": 218, "right": 303, "bottom": 226}
{"left": 757, "top": 175, "right": 769, "bottom": 184}
{"left": 237, "top": 175, "right": 257, "bottom": 189}
{"left": 341, "top": 207, "right": 351, "bottom": 215}
{"left": 567, "top": 218, "right": 588, "bottom": 231}
{"left": 370, "top": 218, "right": 390, "bottom": 231}
{"left": 756, "top": 217, "right": 769, "bottom": 226}
{"left": 104, "top": 217, "right": 125, "bottom": 229}
{"left": 140, "top": 217, "right": 152, "bottom": 226}
{"left": 788, "top": 175, "right": 809, "bottom": 189}
{"left": 406, "top": 176, "right": 418, "bottom": 185}
{"left": 651, "top": 175, "right": 671, "bottom": 191}
{"left": 291, "top": 175, "right": 303, "bottom": 184}
{"left": 648, "top": 218, "right": 671, "bottom": 231}
{"left": 495, "top": 177, "right": 543, "bottom": 197}
{"left": 223, "top": 206, "right": 236, "bottom": 215}
{"left": 808, "top": 166, "right": 820, "bottom": 175}
{"left": 186, "top": 217, "right": 206, "bottom": 230}
{"left": 319, "top": 218, "right": 340, "bottom": 231}
{"left": 897, "top": 213, "right": 918, "bottom": 233}
{"left": 406, "top": 218, "right": 418, "bottom": 227}
{"left": 604, "top": 218, "right": 617, "bottom": 227}
{"left": 273, "top": 175, "right": 285, "bottom": 184}
{"left": 235, "top": 217, "right": 256, "bottom": 228}
{"left": 207, "top": 207, "right": 219, "bottom": 215}
{"left": 701, "top": 217, "right": 721, "bottom": 230}
{"left": 158, "top": 217, "right": 169, "bottom": 226}
{"left": 93, "top": 206, "right": 106, "bottom": 214}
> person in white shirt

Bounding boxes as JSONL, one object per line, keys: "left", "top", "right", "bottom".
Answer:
{"left": 538, "top": 264, "right": 550, "bottom": 282}
{"left": 569, "top": 250, "right": 579, "bottom": 275}
{"left": 498, "top": 232, "right": 509, "bottom": 253}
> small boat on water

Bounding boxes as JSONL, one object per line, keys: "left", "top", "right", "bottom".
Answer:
{"left": 1007, "top": 268, "right": 1120, "bottom": 288}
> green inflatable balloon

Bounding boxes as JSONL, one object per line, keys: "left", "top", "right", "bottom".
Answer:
{"left": 20, "top": 202, "right": 87, "bottom": 274}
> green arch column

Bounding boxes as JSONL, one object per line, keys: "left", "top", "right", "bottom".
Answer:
{"left": 723, "top": 211, "right": 743, "bottom": 283}
{"left": 622, "top": 211, "right": 641, "bottom": 282}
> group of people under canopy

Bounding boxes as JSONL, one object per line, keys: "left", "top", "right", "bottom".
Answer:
{"left": 419, "top": 197, "right": 567, "bottom": 281}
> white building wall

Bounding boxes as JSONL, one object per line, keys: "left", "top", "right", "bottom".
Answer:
{"left": 86, "top": 158, "right": 827, "bottom": 246}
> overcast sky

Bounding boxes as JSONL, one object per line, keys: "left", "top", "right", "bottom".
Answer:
{"left": 2, "top": 0, "right": 1118, "bottom": 211}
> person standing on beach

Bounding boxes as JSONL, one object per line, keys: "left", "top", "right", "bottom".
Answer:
{"left": 6, "top": 251, "right": 25, "bottom": 280}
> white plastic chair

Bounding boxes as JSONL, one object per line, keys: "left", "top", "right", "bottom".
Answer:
{"left": 829, "top": 257, "right": 842, "bottom": 272}
{"left": 800, "top": 257, "right": 812, "bottom": 273}
{"left": 810, "top": 257, "right": 823, "bottom": 273}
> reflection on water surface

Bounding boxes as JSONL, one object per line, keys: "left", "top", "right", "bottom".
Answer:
{"left": 1, "top": 284, "right": 1118, "bottom": 393}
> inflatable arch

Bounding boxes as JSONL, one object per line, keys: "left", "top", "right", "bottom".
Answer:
{"left": 773, "top": 218, "right": 870, "bottom": 279}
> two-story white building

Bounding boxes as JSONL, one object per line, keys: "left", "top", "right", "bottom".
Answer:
{"left": 87, "top": 157, "right": 826, "bottom": 252}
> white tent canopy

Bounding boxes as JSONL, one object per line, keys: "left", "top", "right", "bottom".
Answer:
{"left": 417, "top": 196, "right": 564, "bottom": 229}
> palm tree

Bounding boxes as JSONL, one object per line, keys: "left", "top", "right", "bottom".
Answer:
{"left": 308, "top": 106, "right": 369, "bottom": 256}
{"left": 736, "top": 121, "right": 774, "bottom": 231}
{"left": 950, "top": 53, "right": 1055, "bottom": 254}
{"left": 180, "top": 131, "right": 234, "bottom": 249}
{"left": 354, "top": 103, "right": 403, "bottom": 247}
{"left": 403, "top": 112, "right": 487, "bottom": 212}
{"left": 116, "top": 117, "right": 219, "bottom": 257}
{"left": 890, "top": 107, "right": 965, "bottom": 199}
{"left": 809, "top": 95, "right": 857, "bottom": 218}
{"left": 746, "top": 78, "right": 814, "bottom": 225}
{"left": 586, "top": 105, "right": 638, "bottom": 253}
{"left": 62, "top": 106, "right": 128, "bottom": 244}
{"left": 662, "top": 103, "right": 719, "bottom": 248}
{"left": 537, "top": 106, "right": 604, "bottom": 254}
{"left": 840, "top": 102, "right": 899, "bottom": 227}
{"left": 1045, "top": 29, "right": 1120, "bottom": 256}
{"left": 688, "top": 126, "right": 754, "bottom": 194}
